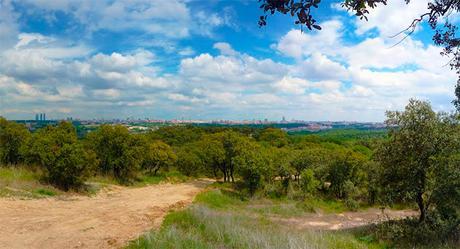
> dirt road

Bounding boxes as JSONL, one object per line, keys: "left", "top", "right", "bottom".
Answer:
{"left": 275, "top": 208, "right": 418, "bottom": 230}
{"left": 0, "top": 179, "right": 212, "bottom": 249}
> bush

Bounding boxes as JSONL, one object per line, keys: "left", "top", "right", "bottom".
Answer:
{"left": 86, "top": 125, "right": 144, "bottom": 183}
{"left": 176, "top": 149, "right": 203, "bottom": 177}
{"left": 0, "top": 118, "right": 31, "bottom": 165}
{"left": 344, "top": 198, "right": 359, "bottom": 211}
{"left": 45, "top": 143, "right": 94, "bottom": 190}
{"left": 375, "top": 213, "right": 460, "bottom": 247}
{"left": 300, "top": 168, "right": 319, "bottom": 195}
{"left": 23, "top": 122, "right": 94, "bottom": 190}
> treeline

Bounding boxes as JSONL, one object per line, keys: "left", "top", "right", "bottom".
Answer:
{"left": 0, "top": 99, "right": 459, "bottom": 245}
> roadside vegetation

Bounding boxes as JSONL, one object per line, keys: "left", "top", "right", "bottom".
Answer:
{"left": 1, "top": 98, "right": 459, "bottom": 247}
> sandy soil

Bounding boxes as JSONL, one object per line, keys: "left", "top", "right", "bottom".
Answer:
{"left": 0, "top": 179, "right": 212, "bottom": 249}
{"left": 274, "top": 208, "right": 418, "bottom": 230}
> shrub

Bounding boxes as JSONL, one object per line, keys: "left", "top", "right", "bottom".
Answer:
{"left": 299, "top": 168, "right": 319, "bottom": 196}
{"left": 86, "top": 125, "right": 144, "bottom": 183}
{"left": 375, "top": 213, "right": 460, "bottom": 247}
{"left": 176, "top": 149, "right": 203, "bottom": 177}
{"left": 45, "top": 143, "right": 93, "bottom": 190}
{"left": 0, "top": 118, "right": 31, "bottom": 165}
{"left": 23, "top": 122, "right": 94, "bottom": 190}
{"left": 142, "top": 140, "right": 176, "bottom": 175}
{"left": 344, "top": 198, "right": 359, "bottom": 211}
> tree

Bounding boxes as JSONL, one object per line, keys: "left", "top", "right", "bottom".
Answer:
{"left": 258, "top": 0, "right": 460, "bottom": 109}
{"left": 256, "top": 128, "right": 289, "bottom": 147}
{"left": 23, "top": 122, "right": 94, "bottom": 190}
{"left": 176, "top": 146, "right": 204, "bottom": 177}
{"left": 194, "top": 134, "right": 226, "bottom": 178}
{"left": 290, "top": 149, "right": 322, "bottom": 181}
{"left": 86, "top": 125, "right": 144, "bottom": 183}
{"left": 148, "top": 125, "right": 204, "bottom": 146}
{"left": 327, "top": 151, "right": 365, "bottom": 199}
{"left": 233, "top": 140, "right": 265, "bottom": 195}
{"left": 375, "top": 99, "right": 460, "bottom": 222}
{"left": 222, "top": 131, "right": 248, "bottom": 182}
{"left": 142, "top": 140, "right": 176, "bottom": 175}
{"left": 0, "top": 118, "right": 31, "bottom": 165}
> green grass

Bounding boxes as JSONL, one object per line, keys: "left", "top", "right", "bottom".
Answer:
{"left": 128, "top": 185, "right": 457, "bottom": 249}
{"left": 127, "top": 187, "right": 387, "bottom": 249}
{"left": 300, "top": 197, "right": 350, "bottom": 214}
{"left": 194, "top": 189, "right": 244, "bottom": 209}
{"left": 194, "top": 188, "right": 352, "bottom": 217}
{"left": 127, "top": 205, "right": 381, "bottom": 249}
{"left": 0, "top": 165, "right": 61, "bottom": 198}
{"left": 34, "top": 188, "right": 57, "bottom": 196}
{"left": 134, "top": 170, "right": 190, "bottom": 187}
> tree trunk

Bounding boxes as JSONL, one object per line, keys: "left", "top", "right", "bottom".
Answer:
{"left": 416, "top": 192, "right": 426, "bottom": 222}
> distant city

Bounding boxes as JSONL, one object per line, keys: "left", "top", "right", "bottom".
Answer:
{"left": 9, "top": 113, "right": 387, "bottom": 134}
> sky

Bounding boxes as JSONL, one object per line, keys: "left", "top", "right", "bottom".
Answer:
{"left": 0, "top": 0, "right": 457, "bottom": 121}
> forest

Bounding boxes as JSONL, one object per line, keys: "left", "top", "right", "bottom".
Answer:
{"left": 1, "top": 99, "right": 459, "bottom": 248}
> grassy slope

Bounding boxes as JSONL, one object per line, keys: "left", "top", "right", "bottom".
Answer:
{"left": 127, "top": 186, "right": 384, "bottom": 249}
{"left": 0, "top": 166, "right": 60, "bottom": 198}
{"left": 0, "top": 165, "right": 191, "bottom": 198}
{"left": 128, "top": 185, "right": 457, "bottom": 249}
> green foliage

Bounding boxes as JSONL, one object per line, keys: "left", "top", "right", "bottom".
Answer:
{"left": 87, "top": 125, "right": 144, "bottom": 183}
{"left": 256, "top": 128, "right": 289, "bottom": 147}
{"left": 148, "top": 125, "right": 204, "bottom": 146}
{"left": 23, "top": 122, "right": 94, "bottom": 190}
{"left": 233, "top": 140, "right": 265, "bottom": 195}
{"left": 376, "top": 99, "right": 460, "bottom": 225}
{"left": 142, "top": 140, "right": 176, "bottom": 175}
{"left": 300, "top": 168, "right": 319, "bottom": 195}
{"left": 327, "top": 151, "right": 365, "bottom": 199}
{"left": 0, "top": 117, "right": 31, "bottom": 165}
{"left": 176, "top": 146, "right": 204, "bottom": 177}
{"left": 193, "top": 134, "right": 226, "bottom": 178}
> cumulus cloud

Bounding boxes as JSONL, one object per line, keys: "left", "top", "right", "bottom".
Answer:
{"left": 0, "top": 1, "right": 457, "bottom": 121}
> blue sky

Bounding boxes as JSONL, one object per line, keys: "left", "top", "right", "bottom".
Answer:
{"left": 0, "top": 0, "right": 457, "bottom": 121}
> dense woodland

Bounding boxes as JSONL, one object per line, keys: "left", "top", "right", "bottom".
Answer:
{"left": 0, "top": 99, "right": 459, "bottom": 246}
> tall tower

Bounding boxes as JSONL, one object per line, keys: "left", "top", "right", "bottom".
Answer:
{"left": 35, "top": 114, "right": 39, "bottom": 121}
{"left": 43, "top": 113, "right": 46, "bottom": 121}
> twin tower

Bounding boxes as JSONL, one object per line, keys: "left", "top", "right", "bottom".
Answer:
{"left": 35, "top": 113, "right": 46, "bottom": 121}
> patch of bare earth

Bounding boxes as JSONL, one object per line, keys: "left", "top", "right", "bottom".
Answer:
{"left": 273, "top": 208, "right": 418, "bottom": 230}
{"left": 0, "top": 179, "right": 212, "bottom": 249}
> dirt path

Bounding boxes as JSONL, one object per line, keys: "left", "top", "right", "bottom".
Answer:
{"left": 0, "top": 179, "right": 212, "bottom": 249}
{"left": 274, "top": 208, "right": 418, "bottom": 230}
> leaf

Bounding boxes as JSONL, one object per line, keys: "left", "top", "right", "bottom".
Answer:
{"left": 313, "top": 24, "right": 322, "bottom": 30}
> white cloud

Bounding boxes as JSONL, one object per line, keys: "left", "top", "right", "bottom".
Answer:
{"left": 273, "top": 76, "right": 310, "bottom": 95}
{"left": 353, "top": 0, "right": 430, "bottom": 36}
{"left": 213, "top": 42, "right": 238, "bottom": 56}
{"left": 274, "top": 20, "right": 343, "bottom": 59}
